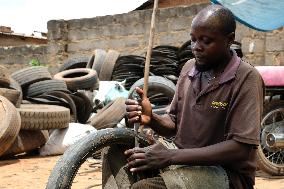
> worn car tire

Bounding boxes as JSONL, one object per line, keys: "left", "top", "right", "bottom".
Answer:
{"left": 2, "top": 130, "right": 49, "bottom": 157}
{"left": 59, "top": 57, "right": 89, "bottom": 72}
{"left": 257, "top": 100, "right": 284, "bottom": 176}
{"left": 18, "top": 104, "right": 70, "bottom": 130}
{"left": 11, "top": 66, "right": 52, "bottom": 87}
{"left": 46, "top": 128, "right": 150, "bottom": 189}
{"left": 54, "top": 68, "right": 98, "bottom": 91}
{"left": 99, "top": 50, "right": 120, "bottom": 81}
{"left": 128, "top": 76, "right": 175, "bottom": 99}
{"left": 9, "top": 78, "right": 23, "bottom": 108}
{"left": 26, "top": 80, "right": 69, "bottom": 97}
{"left": 0, "top": 65, "right": 11, "bottom": 87}
{"left": 0, "top": 88, "right": 21, "bottom": 108}
{"left": 88, "top": 97, "right": 126, "bottom": 129}
{"left": 92, "top": 49, "right": 107, "bottom": 75}
{"left": 0, "top": 96, "right": 21, "bottom": 156}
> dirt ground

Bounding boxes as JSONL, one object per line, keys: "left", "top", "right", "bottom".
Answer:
{"left": 0, "top": 155, "right": 283, "bottom": 189}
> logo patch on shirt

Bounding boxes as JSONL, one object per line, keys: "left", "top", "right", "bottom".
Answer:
{"left": 211, "top": 101, "right": 228, "bottom": 109}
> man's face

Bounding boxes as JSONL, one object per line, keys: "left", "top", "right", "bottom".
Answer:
{"left": 190, "top": 21, "right": 230, "bottom": 72}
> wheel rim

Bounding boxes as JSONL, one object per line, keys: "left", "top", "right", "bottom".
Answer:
{"left": 259, "top": 108, "right": 284, "bottom": 169}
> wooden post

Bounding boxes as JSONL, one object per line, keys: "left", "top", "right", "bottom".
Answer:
{"left": 143, "top": 0, "right": 159, "bottom": 97}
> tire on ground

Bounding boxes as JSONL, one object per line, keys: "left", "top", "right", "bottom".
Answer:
{"left": 59, "top": 57, "right": 89, "bottom": 72}
{"left": 257, "top": 100, "right": 284, "bottom": 176}
{"left": 18, "top": 104, "right": 70, "bottom": 130}
{"left": 0, "top": 96, "right": 21, "bottom": 156}
{"left": 88, "top": 97, "right": 126, "bottom": 129}
{"left": 11, "top": 66, "right": 52, "bottom": 87}
{"left": 0, "top": 65, "right": 11, "bottom": 87}
{"left": 2, "top": 130, "right": 49, "bottom": 157}
{"left": 46, "top": 128, "right": 149, "bottom": 189}
{"left": 54, "top": 68, "right": 98, "bottom": 91}
{"left": 26, "top": 80, "right": 69, "bottom": 97}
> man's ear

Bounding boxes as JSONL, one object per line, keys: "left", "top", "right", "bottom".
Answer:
{"left": 227, "top": 32, "right": 235, "bottom": 46}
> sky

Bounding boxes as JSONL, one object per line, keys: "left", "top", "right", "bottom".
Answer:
{"left": 0, "top": 0, "right": 146, "bottom": 35}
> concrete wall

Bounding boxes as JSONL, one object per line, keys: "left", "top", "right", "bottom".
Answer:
{"left": 0, "top": 34, "right": 47, "bottom": 47}
{"left": 47, "top": 4, "right": 284, "bottom": 67}
{"left": 0, "top": 45, "right": 57, "bottom": 74}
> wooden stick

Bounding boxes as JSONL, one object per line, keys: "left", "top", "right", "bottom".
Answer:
{"left": 143, "top": 0, "right": 159, "bottom": 97}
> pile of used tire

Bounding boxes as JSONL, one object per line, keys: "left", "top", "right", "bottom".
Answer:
{"left": 0, "top": 65, "right": 71, "bottom": 158}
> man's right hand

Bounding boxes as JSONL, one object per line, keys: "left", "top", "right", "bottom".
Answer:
{"left": 125, "top": 87, "right": 152, "bottom": 126}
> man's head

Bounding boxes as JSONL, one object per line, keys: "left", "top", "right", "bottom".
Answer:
{"left": 190, "top": 5, "right": 236, "bottom": 72}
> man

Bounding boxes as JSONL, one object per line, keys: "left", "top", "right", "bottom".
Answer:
{"left": 124, "top": 4, "right": 264, "bottom": 189}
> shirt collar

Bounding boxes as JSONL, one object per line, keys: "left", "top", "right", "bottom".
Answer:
{"left": 187, "top": 50, "right": 241, "bottom": 84}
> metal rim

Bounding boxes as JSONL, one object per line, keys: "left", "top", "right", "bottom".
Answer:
{"left": 259, "top": 107, "right": 284, "bottom": 167}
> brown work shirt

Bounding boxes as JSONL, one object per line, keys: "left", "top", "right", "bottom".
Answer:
{"left": 168, "top": 51, "right": 264, "bottom": 189}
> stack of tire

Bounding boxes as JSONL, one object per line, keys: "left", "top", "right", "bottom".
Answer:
{"left": 55, "top": 51, "right": 126, "bottom": 130}
{"left": 0, "top": 65, "right": 70, "bottom": 158}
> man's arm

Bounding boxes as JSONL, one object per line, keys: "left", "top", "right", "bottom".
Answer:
{"left": 126, "top": 87, "right": 176, "bottom": 136}
{"left": 125, "top": 139, "right": 253, "bottom": 172}
{"left": 170, "top": 140, "right": 252, "bottom": 166}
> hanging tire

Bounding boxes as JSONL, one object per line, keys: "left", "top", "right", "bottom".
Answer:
{"left": 257, "top": 100, "right": 284, "bottom": 176}
{"left": 0, "top": 65, "right": 11, "bottom": 87}
{"left": 2, "top": 130, "right": 49, "bottom": 157}
{"left": 26, "top": 80, "right": 69, "bottom": 97}
{"left": 11, "top": 66, "right": 52, "bottom": 87}
{"left": 0, "top": 96, "right": 21, "bottom": 156}
{"left": 54, "top": 68, "right": 98, "bottom": 91}
{"left": 88, "top": 97, "right": 126, "bottom": 129}
{"left": 59, "top": 57, "right": 89, "bottom": 72}
{"left": 46, "top": 128, "right": 150, "bottom": 189}
{"left": 18, "top": 104, "right": 70, "bottom": 130}
{"left": 99, "top": 50, "right": 120, "bottom": 81}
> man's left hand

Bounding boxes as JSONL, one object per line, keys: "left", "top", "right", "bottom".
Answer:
{"left": 124, "top": 143, "right": 172, "bottom": 172}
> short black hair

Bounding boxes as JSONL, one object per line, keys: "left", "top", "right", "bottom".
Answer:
{"left": 194, "top": 5, "right": 236, "bottom": 35}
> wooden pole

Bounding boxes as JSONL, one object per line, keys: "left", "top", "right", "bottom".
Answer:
{"left": 143, "top": 0, "right": 159, "bottom": 97}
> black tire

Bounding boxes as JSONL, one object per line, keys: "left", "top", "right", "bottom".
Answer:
{"left": 18, "top": 104, "right": 70, "bottom": 130}
{"left": 59, "top": 57, "right": 89, "bottom": 72}
{"left": 257, "top": 100, "right": 284, "bottom": 176}
{"left": 128, "top": 76, "right": 176, "bottom": 109}
{"left": 69, "top": 92, "right": 93, "bottom": 124}
{"left": 46, "top": 128, "right": 150, "bottom": 189}
{"left": 0, "top": 96, "right": 21, "bottom": 156}
{"left": 54, "top": 68, "right": 98, "bottom": 91}
{"left": 11, "top": 66, "right": 52, "bottom": 87}
{"left": 26, "top": 80, "right": 69, "bottom": 97}
{"left": 88, "top": 97, "right": 126, "bottom": 129}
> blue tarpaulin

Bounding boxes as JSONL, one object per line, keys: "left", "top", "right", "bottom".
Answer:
{"left": 211, "top": 0, "right": 284, "bottom": 31}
